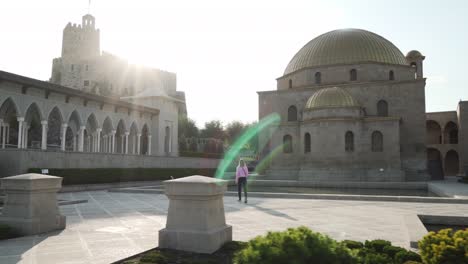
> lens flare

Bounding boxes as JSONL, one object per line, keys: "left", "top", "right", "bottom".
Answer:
{"left": 254, "top": 143, "right": 285, "bottom": 175}
{"left": 215, "top": 113, "right": 280, "bottom": 180}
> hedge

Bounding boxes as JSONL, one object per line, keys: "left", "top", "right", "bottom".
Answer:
{"left": 179, "top": 151, "right": 224, "bottom": 159}
{"left": 28, "top": 168, "right": 217, "bottom": 185}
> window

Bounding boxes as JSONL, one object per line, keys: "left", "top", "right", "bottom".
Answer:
{"left": 377, "top": 100, "right": 388, "bottom": 117}
{"left": 84, "top": 80, "right": 89, "bottom": 86}
{"left": 410, "top": 62, "right": 417, "bottom": 79}
{"left": 288, "top": 79, "right": 292, "bottom": 89}
{"left": 350, "top": 69, "right": 357, "bottom": 81}
{"left": 389, "top": 70, "right": 394, "bottom": 80}
{"left": 304, "top": 133, "right": 311, "bottom": 153}
{"left": 371, "top": 131, "right": 383, "bottom": 152}
{"left": 315, "top": 72, "right": 321, "bottom": 84}
{"left": 345, "top": 131, "right": 354, "bottom": 152}
{"left": 283, "top": 135, "right": 293, "bottom": 153}
{"left": 287, "top": 106, "right": 297, "bottom": 121}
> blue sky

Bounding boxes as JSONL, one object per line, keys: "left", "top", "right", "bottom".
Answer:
{"left": 0, "top": 0, "right": 467, "bottom": 126}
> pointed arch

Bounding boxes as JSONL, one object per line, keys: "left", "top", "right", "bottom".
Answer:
{"left": 444, "top": 150, "right": 459, "bottom": 176}
{"left": 128, "top": 122, "right": 139, "bottom": 154}
{"left": 24, "top": 103, "right": 42, "bottom": 149}
{"left": 115, "top": 119, "right": 126, "bottom": 153}
{"left": 371, "top": 131, "right": 383, "bottom": 152}
{"left": 444, "top": 121, "right": 458, "bottom": 144}
{"left": 0, "top": 97, "right": 20, "bottom": 148}
{"left": 47, "top": 106, "right": 64, "bottom": 149}
{"left": 141, "top": 123, "right": 149, "bottom": 155}
{"left": 85, "top": 113, "right": 99, "bottom": 152}
{"left": 0, "top": 97, "right": 19, "bottom": 119}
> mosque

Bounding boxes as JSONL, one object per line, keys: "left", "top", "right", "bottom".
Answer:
{"left": 258, "top": 28, "right": 467, "bottom": 181}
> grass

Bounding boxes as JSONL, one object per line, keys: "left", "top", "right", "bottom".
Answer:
{"left": 117, "top": 241, "right": 247, "bottom": 264}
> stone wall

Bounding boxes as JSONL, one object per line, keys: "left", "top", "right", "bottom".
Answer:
{"left": 0, "top": 149, "right": 220, "bottom": 178}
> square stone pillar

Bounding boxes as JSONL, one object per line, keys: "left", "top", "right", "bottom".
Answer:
{"left": 159, "top": 175, "right": 232, "bottom": 254}
{"left": 0, "top": 174, "right": 66, "bottom": 235}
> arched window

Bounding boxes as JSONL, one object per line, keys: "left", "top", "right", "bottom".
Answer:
{"left": 350, "top": 69, "right": 357, "bottom": 81}
{"left": 288, "top": 79, "right": 292, "bottom": 89}
{"left": 389, "top": 70, "right": 395, "bottom": 80}
{"left": 283, "top": 135, "right": 293, "bottom": 153}
{"left": 410, "top": 62, "right": 417, "bottom": 79}
{"left": 377, "top": 100, "right": 388, "bottom": 117}
{"left": 304, "top": 133, "right": 311, "bottom": 153}
{"left": 371, "top": 131, "right": 383, "bottom": 152}
{"left": 345, "top": 131, "right": 354, "bottom": 152}
{"left": 287, "top": 106, "right": 297, "bottom": 121}
{"left": 315, "top": 72, "right": 321, "bottom": 84}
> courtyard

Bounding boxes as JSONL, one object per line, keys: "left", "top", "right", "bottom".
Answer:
{"left": 0, "top": 187, "right": 467, "bottom": 264}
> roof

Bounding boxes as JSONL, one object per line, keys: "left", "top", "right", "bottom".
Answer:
{"left": 284, "top": 28, "right": 408, "bottom": 75}
{"left": 306, "top": 87, "right": 359, "bottom": 109}
{"left": 0, "top": 70, "right": 159, "bottom": 115}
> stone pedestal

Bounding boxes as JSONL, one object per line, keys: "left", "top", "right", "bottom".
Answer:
{"left": 0, "top": 173, "right": 66, "bottom": 235}
{"left": 159, "top": 175, "right": 232, "bottom": 253}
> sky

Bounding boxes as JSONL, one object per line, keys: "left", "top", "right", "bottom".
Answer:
{"left": 1, "top": 0, "right": 467, "bottom": 128}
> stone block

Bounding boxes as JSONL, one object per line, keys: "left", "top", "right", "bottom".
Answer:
{"left": 0, "top": 173, "right": 66, "bottom": 235}
{"left": 159, "top": 175, "right": 232, "bottom": 253}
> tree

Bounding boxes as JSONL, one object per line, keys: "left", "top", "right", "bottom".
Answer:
{"left": 178, "top": 116, "right": 199, "bottom": 139}
{"left": 225, "top": 121, "right": 247, "bottom": 143}
{"left": 200, "top": 120, "right": 225, "bottom": 140}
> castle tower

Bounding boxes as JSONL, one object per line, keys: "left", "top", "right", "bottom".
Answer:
{"left": 406, "top": 50, "right": 425, "bottom": 79}
{"left": 61, "top": 14, "right": 100, "bottom": 60}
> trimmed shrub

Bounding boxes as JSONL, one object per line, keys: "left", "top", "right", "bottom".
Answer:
{"left": 361, "top": 252, "right": 393, "bottom": 264}
{"left": 382, "top": 245, "right": 405, "bottom": 258}
{"left": 364, "top": 239, "right": 392, "bottom": 253}
{"left": 418, "top": 228, "right": 468, "bottom": 264}
{"left": 233, "top": 226, "right": 357, "bottom": 264}
{"left": 28, "top": 168, "right": 217, "bottom": 185}
{"left": 394, "top": 250, "right": 421, "bottom": 263}
{"left": 0, "top": 224, "right": 18, "bottom": 240}
{"left": 342, "top": 240, "right": 364, "bottom": 250}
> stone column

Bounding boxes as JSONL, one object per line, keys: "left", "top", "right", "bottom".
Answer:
{"left": 6, "top": 124, "right": 10, "bottom": 144}
{"left": 78, "top": 126, "right": 85, "bottom": 152}
{"left": 0, "top": 119, "right": 3, "bottom": 149}
{"left": 96, "top": 129, "right": 101, "bottom": 152}
{"left": 61, "top": 123, "right": 68, "bottom": 151}
{"left": 23, "top": 125, "right": 28, "bottom": 149}
{"left": 111, "top": 130, "right": 116, "bottom": 153}
{"left": 120, "top": 135, "right": 124, "bottom": 153}
{"left": 137, "top": 133, "right": 141, "bottom": 155}
{"left": 41, "top": 121, "right": 48, "bottom": 150}
{"left": 159, "top": 176, "right": 232, "bottom": 253}
{"left": 0, "top": 173, "right": 66, "bottom": 235}
{"left": 103, "top": 135, "right": 107, "bottom": 153}
{"left": 124, "top": 132, "right": 129, "bottom": 154}
{"left": 148, "top": 135, "right": 152, "bottom": 155}
{"left": 17, "top": 117, "right": 24, "bottom": 149}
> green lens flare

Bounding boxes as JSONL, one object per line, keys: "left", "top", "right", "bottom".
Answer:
{"left": 253, "top": 143, "right": 285, "bottom": 175}
{"left": 215, "top": 113, "right": 280, "bottom": 180}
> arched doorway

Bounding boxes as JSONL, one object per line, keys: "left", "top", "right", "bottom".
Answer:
{"left": 47, "top": 107, "right": 63, "bottom": 150}
{"left": 141, "top": 124, "right": 149, "bottom": 155}
{"left": 101, "top": 117, "right": 113, "bottom": 153}
{"left": 24, "top": 103, "right": 42, "bottom": 149}
{"left": 0, "top": 98, "right": 19, "bottom": 148}
{"left": 427, "top": 148, "right": 444, "bottom": 180}
{"left": 85, "top": 114, "right": 98, "bottom": 152}
{"left": 426, "top": 120, "right": 441, "bottom": 144}
{"left": 443, "top": 122, "right": 458, "bottom": 144}
{"left": 444, "top": 150, "right": 459, "bottom": 176}
{"left": 66, "top": 111, "right": 82, "bottom": 151}
{"left": 115, "top": 119, "right": 126, "bottom": 154}
{"left": 128, "top": 122, "right": 138, "bottom": 154}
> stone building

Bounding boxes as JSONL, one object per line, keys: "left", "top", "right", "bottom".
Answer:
{"left": 0, "top": 13, "right": 200, "bottom": 176}
{"left": 258, "top": 28, "right": 466, "bottom": 181}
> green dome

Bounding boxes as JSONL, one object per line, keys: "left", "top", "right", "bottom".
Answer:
{"left": 284, "top": 29, "right": 407, "bottom": 75}
{"left": 306, "top": 87, "right": 359, "bottom": 109}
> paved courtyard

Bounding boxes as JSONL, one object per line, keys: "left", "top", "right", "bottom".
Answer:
{"left": 0, "top": 191, "right": 467, "bottom": 264}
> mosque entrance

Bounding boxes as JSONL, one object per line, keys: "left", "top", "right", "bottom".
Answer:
{"left": 427, "top": 148, "right": 444, "bottom": 180}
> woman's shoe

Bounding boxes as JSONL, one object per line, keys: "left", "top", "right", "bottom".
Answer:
{"left": 245, "top": 200, "right": 247, "bottom": 204}
{"left": 238, "top": 199, "right": 241, "bottom": 202}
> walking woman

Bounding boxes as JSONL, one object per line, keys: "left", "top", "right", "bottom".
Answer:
{"left": 236, "top": 159, "right": 249, "bottom": 203}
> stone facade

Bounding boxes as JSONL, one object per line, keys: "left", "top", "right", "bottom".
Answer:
{"left": 258, "top": 28, "right": 466, "bottom": 181}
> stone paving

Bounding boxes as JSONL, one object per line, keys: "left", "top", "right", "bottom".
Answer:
{"left": 0, "top": 191, "right": 467, "bottom": 264}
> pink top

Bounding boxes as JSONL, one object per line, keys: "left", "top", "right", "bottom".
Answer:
{"left": 235, "top": 165, "right": 249, "bottom": 182}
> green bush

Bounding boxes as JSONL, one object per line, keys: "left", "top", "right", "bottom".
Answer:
{"left": 361, "top": 252, "right": 393, "bottom": 264}
{"left": 418, "top": 228, "right": 468, "bottom": 264}
{"left": 382, "top": 245, "right": 405, "bottom": 258}
{"left": 179, "top": 151, "right": 223, "bottom": 159}
{"left": 342, "top": 240, "right": 364, "bottom": 250}
{"left": 27, "top": 168, "right": 217, "bottom": 185}
{"left": 233, "top": 226, "right": 357, "bottom": 264}
{"left": 139, "top": 251, "right": 168, "bottom": 263}
{"left": 394, "top": 250, "right": 421, "bottom": 263}
{"left": 0, "top": 224, "right": 18, "bottom": 240}
{"left": 364, "top": 239, "right": 392, "bottom": 253}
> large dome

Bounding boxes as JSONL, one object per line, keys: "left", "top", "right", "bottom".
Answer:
{"left": 306, "top": 87, "right": 359, "bottom": 109}
{"left": 284, "top": 29, "right": 407, "bottom": 75}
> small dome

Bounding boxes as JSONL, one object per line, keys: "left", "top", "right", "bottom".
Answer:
{"left": 406, "top": 50, "right": 423, "bottom": 58}
{"left": 306, "top": 87, "right": 359, "bottom": 109}
{"left": 284, "top": 29, "right": 407, "bottom": 75}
